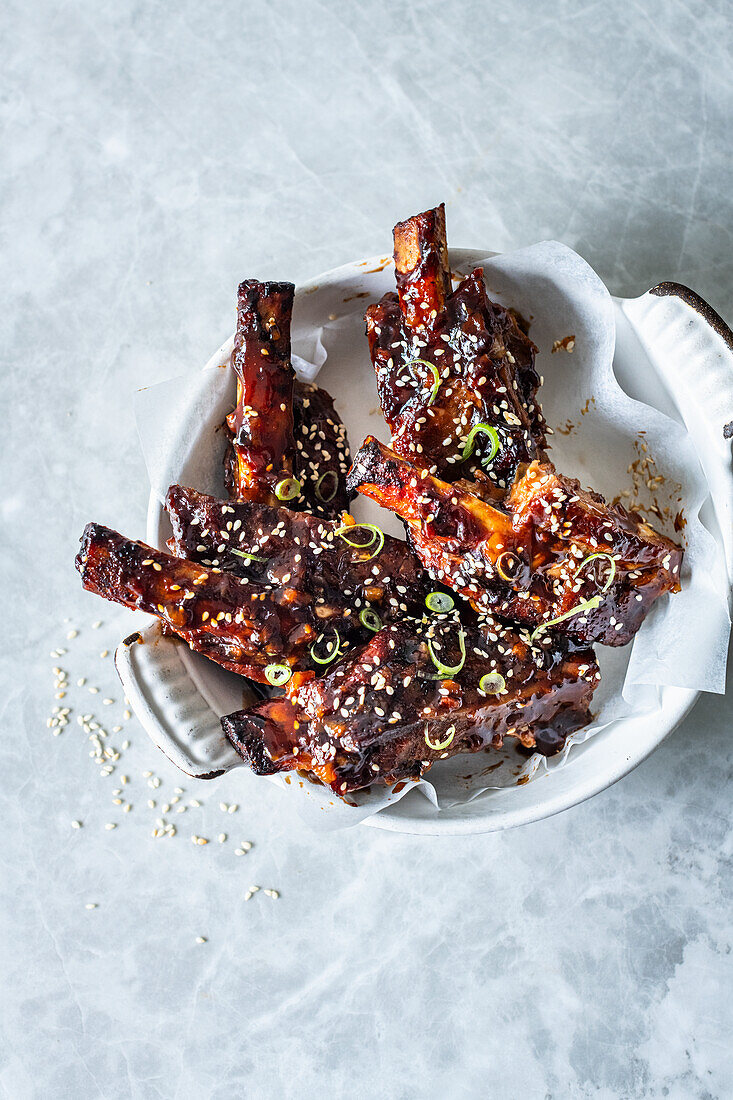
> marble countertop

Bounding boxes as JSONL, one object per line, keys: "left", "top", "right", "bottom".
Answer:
{"left": 2, "top": 1, "right": 732, "bottom": 1097}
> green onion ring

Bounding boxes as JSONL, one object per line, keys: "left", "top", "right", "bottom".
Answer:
{"left": 460, "top": 423, "right": 500, "bottom": 469}
{"left": 264, "top": 663, "right": 291, "bottom": 687}
{"left": 574, "top": 552, "right": 617, "bottom": 593}
{"left": 425, "top": 591, "right": 455, "bottom": 614}
{"left": 334, "top": 523, "right": 385, "bottom": 561}
{"left": 530, "top": 595, "right": 603, "bottom": 642}
{"left": 424, "top": 725, "right": 456, "bottom": 751}
{"left": 426, "top": 628, "right": 466, "bottom": 678}
{"left": 496, "top": 551, "right": 519, "bottom": 583}
{"left": 275, "top": 476, "right": 301, "bottom": 501}
{"left": 479, "top": 671, "right": 506, "bottom": 695}
{"left": 359, "top": 608, "right": 382, "bottom": 632}
{"left": 315, "top": 470, "right": 339, "bottom": 503}
{"left": 310, "top": 628, "right": 341, "bottom": 665}
{"left": 231, "top": 548, "right": 266, "bottom": 563}
{"left": 530, "top": 553, "right": 616, "bottom": 641}
{"left": 401, "top": 358, "right": 442, "bottom": 406}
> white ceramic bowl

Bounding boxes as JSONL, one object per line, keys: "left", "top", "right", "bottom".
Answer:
{"left": 116, "top": 250, "right": 733, "bottom": 834}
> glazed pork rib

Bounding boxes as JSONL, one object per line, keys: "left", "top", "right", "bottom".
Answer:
{"left": 221, "top": 614, "right": 600, "bottom": 794}
{"left": 366, "top": 203, "right": 546, "bottom": 496}
{"left": 348, "top": 437, "right": 683, "bottom": 647}
{"left": 76, "top": 523, "right": 318, "bottom": 682}
{"left": 165, "top": 483, "right": 435, "bottom": 651}
{"left": 75, "top": 488, "right": 439, "bottom": 682}
{"left": 226, "top": 280, "right": 297, "bottom": 506}
{"left": 225, "top": 278, "right": 351, "bottom": 517}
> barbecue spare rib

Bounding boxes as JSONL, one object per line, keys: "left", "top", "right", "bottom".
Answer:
{"left": 225, "top": 278, "right": 352, "bottom": 517}
{"left": 365, "top": 203, "right": 546, "bottom": 499}
{"left": 166, "top": 481, "right": 435, "bottom": 648}
{"left": 347, "top": 436, "right": 683, "bottom": 647}
{"left": 221, "top": 610, "right": 599, "bottom": 794}
{"left": 75, "top": 489, "right": 437, "bottom": 684}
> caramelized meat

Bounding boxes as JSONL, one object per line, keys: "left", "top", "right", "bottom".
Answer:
{"left": 393, "top": 204, "right": 452, "bottom": 334}
{"left": 365, "top": 204, "right": 546, "bottom": 495}
{"left": 222, "top": 613, "right": 599, "bottom": 794}
{"left": 76, "top": 522, "right": 319, "bottom": 682}
{"left": 77, "top": 503, "right": 438, "bottom": 684}
{"left": 166, "top": 483, "right": 434, "bottom": 640}
{"left": 226, "top": 279, "right": 296, "bottom": 506}
{"left": 348, "top": 437, "right": 683, "bottom": 646}
{"left": 290, "top": 380, "right": 352, "bottom": 516}
{"left": 224, "top": 278, "right": 351, "bottom": 516}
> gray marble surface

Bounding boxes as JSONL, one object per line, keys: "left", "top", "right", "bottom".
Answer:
{"left": 2, "top": 1, "right": 732, "bottom": 1097}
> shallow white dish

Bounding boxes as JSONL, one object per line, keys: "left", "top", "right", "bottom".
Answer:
{"left": 116, "top": 249, "right": 733, "bottom": 834}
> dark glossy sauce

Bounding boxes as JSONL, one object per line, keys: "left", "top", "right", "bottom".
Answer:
{"left": 223, "top": 614, "right": 598, "bottom": 794}
{"left": 366, "top": 269, "right": 546, "bottom": 494}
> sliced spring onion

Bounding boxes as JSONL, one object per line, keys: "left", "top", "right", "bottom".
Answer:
{"left": 231, "top": 548, "right": 266, "bottom": 563}
{"left": 425, "top": 591, "right": 455, "bottom": 614}
{"left": 334, "top": 523, "right": 385, "bottom": 561}
{"left": 402, "top": 358, "right": 441, "bottom": 405}
{"left": 315, "top": 470, "right": 339, "bottom": 503}
{"left": 424, "top": 725, "right": 456, "bottom": 751}
{"left": 530, "top": 553, "right": 616, "bottom": 642}
{"left": 310, "top": 628, "right": 341, "bottom": 665}
{"left": 575, "top": 551, "right": 617, "bottom": 592}
{"left": 460, "top": 423, "right": 500, "bottom": 469}
{"left": 479, "top": 671, "right": 506, "bottom": 695}
{"left": 359, "top": 608, "right": 382, "bottom": 632}
{"left": 495, "top": 551, "right": 519, "bottom": 583}
{"left": 530, "top": 595, "right": 603, "bottom": 642}
{"left": 426, "top": 629, "right": 466, "bottom": 678}
{"left": 275, "top": 476, "right": 301, "bottom": 501}
{"left": 264, "top": 663, "right": 291, "bottom": 687}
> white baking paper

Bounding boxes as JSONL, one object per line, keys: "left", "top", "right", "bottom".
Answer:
{"left": 134, "top": 243, "right": 731, "bottom": 829}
